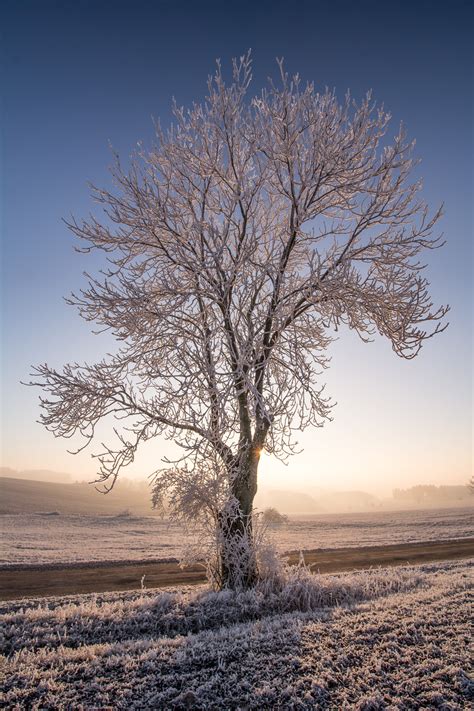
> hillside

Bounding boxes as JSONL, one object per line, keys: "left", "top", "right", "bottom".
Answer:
{"left": 2, "top": 474, "right": 471, "bottom": 517}
{"left": 255, "top": 489, "right": 323, "bottom": 514}
{"left": 0, "top": 477, "right": 156, "bottom": 516}
{"left": 0, "top": 467, "right": 73, "bottom": 484}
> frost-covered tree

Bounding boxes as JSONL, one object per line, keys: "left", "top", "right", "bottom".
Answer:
{"left": 31, "top": 54, "right": 448, "bottom": 588}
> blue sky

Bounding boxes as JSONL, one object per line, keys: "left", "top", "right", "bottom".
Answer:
{"left": 1, "top": 0, "right": 472, "bottom": 493}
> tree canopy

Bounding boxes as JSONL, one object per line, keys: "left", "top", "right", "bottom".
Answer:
{"left": 31, "top": 55, "right": 448, "bottom": 587}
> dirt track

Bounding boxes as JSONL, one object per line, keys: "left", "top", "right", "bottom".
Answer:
{"left": 1, "top": 538, "right": 472, "bottom": 601}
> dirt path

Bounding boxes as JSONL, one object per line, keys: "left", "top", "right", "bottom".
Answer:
{"left": 1, "top": 538, "right": 472, "bottom": 601}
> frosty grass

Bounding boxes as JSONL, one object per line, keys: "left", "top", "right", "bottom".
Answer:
{"left": 1, "top": 559, "right": 472, "bottom": 709}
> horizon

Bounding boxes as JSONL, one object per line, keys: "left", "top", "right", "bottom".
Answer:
{"left": 1, "top": 465, "right": 471, "bottom": 502}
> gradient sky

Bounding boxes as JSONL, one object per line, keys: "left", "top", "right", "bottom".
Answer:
{"left": 1, "top": 0, "right": 472, "bottom": 496}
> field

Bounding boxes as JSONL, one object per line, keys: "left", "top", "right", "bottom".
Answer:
{"left": 2, "top": 506, "right": 473, "bottom": 567}
{"left": 1, "top": 559, "right": 472, "bottom": 709}
{"left": 2, "top": 507, "right": 472, "bottom": 707}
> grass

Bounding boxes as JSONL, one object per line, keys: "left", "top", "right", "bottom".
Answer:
{"left": 1, "top": 560, "right": 472, "bottom": 709}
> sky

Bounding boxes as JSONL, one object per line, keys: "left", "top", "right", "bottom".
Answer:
{"left": 1, "top": 0, "right": 472, "bottom": 497}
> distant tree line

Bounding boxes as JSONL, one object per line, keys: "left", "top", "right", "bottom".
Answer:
{"left": 392, "top": 485, "right": 471, "bottom": 504}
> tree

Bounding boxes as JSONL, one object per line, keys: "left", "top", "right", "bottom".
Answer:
{"left": 30, "top": 54, "right": 448, "bottom": 589}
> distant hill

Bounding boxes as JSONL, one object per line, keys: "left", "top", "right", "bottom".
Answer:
{"left": 256, "top": 488, "right": 381, "bottom": 514}
{"left": 2, "top": 469, "right": 471, "bottom": 517}
{"left": 318, "top": 490, "right": 381, "bottom": 512}
{"left": 392, "top": 485, "right": 472, "bottom": 507}
{"left": 0, "top": 467, "right": 73, "bottom": 484}
{"left": 256, "top": 489, "right": 323, "bottom": 514}
{"left": 256, "top": 486, "right": 473, "bottom": 515}
{"left": 0, "top": 477, "right": 156, "bottom": 516}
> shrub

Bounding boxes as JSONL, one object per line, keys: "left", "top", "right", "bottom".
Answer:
{"left": 262, "top": 507, "right": 289, "bottom": 527}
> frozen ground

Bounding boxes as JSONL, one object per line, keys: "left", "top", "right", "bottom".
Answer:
{"left": 1, "top": 506, "right": 473, "bottom": 567}
{"left": 1, "top": 560, "right": 472, "bottom": 709}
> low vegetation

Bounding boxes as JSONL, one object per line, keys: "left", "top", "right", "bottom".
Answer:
{"left": 1, "top": 560, "right": 472, "bottom": 709}
{"left": 262, "top": 507, "right": 289, "bottom": 526}
{"left": 1, "top": 564, "right": 424, "bottom": 656}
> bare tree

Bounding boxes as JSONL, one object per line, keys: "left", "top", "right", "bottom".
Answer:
{"left": 30, "top": 54, "right": 448, "bottom": 588}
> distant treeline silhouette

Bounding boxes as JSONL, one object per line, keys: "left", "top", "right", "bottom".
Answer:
{"left": 392, "top": 485, "right": 470, "bottom": 504}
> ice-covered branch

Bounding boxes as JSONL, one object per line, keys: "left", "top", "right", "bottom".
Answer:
{"left": 30, "top": 55, "right": 448, "bottom": 589}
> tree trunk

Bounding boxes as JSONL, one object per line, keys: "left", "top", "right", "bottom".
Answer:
{"left": 218, "top": 449, "right": 260, "bottom": 590}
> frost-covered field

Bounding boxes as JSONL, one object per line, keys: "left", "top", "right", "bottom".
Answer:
{"left": 2, "top": 506, "right": 472, "bottom": 567}
{"left": 1, "top": 560, "right": 472, "bottom": 709}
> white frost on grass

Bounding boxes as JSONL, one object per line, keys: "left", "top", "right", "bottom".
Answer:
{"left": 1, "top": 560, "right": 472, "bottom": 709}
{"left": 1, "top": 506, "right": 473, "bottom": 567}
{"left": 1, "top": 564, "right": 426, "bottom": 655}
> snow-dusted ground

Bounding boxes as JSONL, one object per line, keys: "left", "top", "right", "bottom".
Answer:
{"left": 1, "top": 506, "right": 472, "bottom": 567}
{"left": 1, "top": 560, "right": 472, "bottom": 709}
